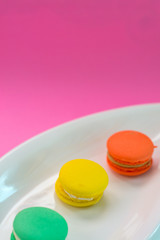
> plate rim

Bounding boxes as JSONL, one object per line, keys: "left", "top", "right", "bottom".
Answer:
{"left": 1, "top": 103, "right": 160, "bottom": 162}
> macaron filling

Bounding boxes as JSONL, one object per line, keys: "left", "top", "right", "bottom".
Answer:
{"left": 64, "top": 189, "right": 94, "bottom": 201}
{"left": 13, "top": 230, "right": 20, "bottom": 240}
{"left": 107, "top": 152, "right": 151, "bottom": 168}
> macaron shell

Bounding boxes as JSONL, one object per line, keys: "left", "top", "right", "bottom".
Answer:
{"left": 55, "top": 178, "right": 103, "bottom": 207}
{"left": 13, "top": 207, "right": 68, "bottom": 240}
{"left": 107, "top": 130, "right": 154, "bottom": 163}
{"left": 107, "top": 157, "right": 152, "bottom": 176}
{"left": 59, "top": 159, "right": 109, "bottom": 198}
{"left": 10, "top": 232, "right": 15, "bottom": 240}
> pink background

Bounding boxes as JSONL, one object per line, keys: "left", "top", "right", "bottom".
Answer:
{"left": 0, "top": 1, "right": 160, "bottom": 157}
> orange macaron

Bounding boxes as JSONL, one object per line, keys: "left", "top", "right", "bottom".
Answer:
{"left": 107, "top": 130, "right": 156, "bottom": 176}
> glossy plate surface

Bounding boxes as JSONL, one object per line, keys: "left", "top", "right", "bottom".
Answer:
{"left": 0, "top": 104, "right": 160, "bottom": 240}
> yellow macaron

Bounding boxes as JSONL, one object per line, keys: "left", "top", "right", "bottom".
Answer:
{"left": 55, "top": 159, "right": 109, "bottom": 207}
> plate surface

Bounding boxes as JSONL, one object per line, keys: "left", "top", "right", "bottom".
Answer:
{"left": 0, "top": 104, "right": 160, "bottom": 240}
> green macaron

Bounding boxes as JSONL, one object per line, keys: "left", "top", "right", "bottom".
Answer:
{"left": 10, "top": 232, "right": 15, "bottom": 240}
{"left": 10, "top": 207, "right": 68, "bottom": 240}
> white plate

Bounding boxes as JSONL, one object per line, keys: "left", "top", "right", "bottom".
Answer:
{"left": 0, "top": 104, "right": 160, "bottom": 240}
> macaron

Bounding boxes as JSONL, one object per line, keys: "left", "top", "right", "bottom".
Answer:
{"left": 107, "top": 130, "right": 156, "bottom": 176}
{"left": 10, "top": 233, "right": 15, "bottom": 240}
{"left": 10, "top": 207, "right": 68, "bottom": 240}
{"left": 55, "top": 159, "right": 109, "bottom": 207}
